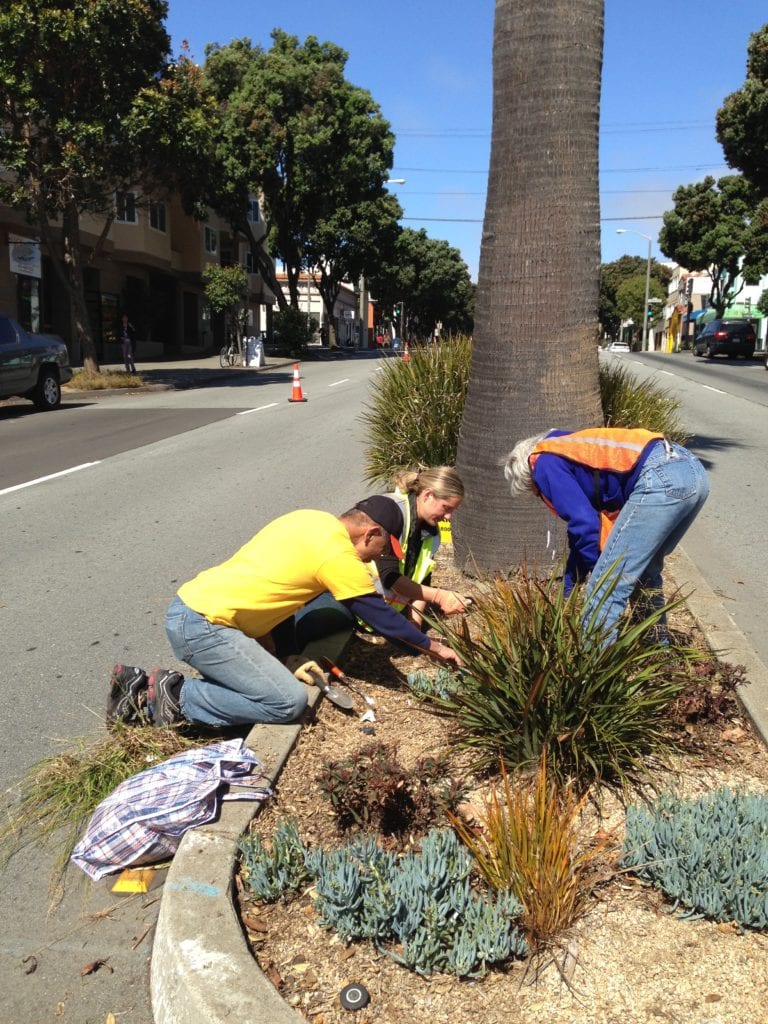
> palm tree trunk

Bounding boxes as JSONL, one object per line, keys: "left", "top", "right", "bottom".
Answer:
{"left": 454, "top": 0, "right": 605, "bottom": 574}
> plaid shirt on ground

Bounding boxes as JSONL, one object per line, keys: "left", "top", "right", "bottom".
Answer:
{"left": 71, "top": 739, "right": 270, "bottom": 880}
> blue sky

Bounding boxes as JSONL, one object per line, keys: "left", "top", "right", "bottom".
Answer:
{"left": 165, "top": 1, "right": 767, "bottom": 281}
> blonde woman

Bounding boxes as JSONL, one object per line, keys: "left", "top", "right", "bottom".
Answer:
{"left": 371, "top": 466, "right": 468, "bottom": 627}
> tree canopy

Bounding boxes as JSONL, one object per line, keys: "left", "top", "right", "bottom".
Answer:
{"left": 367, "top": 228, "right": 475, "bottom": 340}
{"left": 614, "top": 274, "right": 666, "bottom": 341}
{"left": 599, "top": 255, "right": 670, "bottom": 339}
{"left": 0, "top": 0, "right": 208, "bottom": 369}
{"left": 717, "top": 25, "right": 768, "bottom": 196}
{"left": 658, "top": 174, "right": 768, "bottom": 316}
{"left": 201, "top": 31, "right": 402, "bottom": 321}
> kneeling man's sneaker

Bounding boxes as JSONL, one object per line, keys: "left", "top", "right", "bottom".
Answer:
{"left": 107, "top": 664, "right": 149, "bottom": 726}
{"left": 147, "top": 668, "right": 185, "bottom": 726}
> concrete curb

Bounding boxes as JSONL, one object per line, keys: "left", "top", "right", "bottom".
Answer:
{"left": 149, "top": 550, "right": 768, "bottom": 1023}
{"left": 150, "top": 690, "right": 321, "bottom": 1024}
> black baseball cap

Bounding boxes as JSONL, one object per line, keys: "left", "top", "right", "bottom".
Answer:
{"left": 354, "top": 496, "right": 404, "bottom": 558}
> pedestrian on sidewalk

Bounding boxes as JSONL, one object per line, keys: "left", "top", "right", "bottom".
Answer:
{"left": 119, "top": 313, "right": 137, "bottom": 373}
{"left": 502, "top": 427, "right": 709, "bottom": 644}
{"left": 107, "top": 498, "right": 461, "bottom": 730}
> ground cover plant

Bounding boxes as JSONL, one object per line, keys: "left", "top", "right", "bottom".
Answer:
{"left": 69, "top": 368, "right": 145, "bottom": 390}
{"left": 0, "top": 722, "right": 197, "bottom": 898}
{"left": 621, "top": 787, "right": 768, "bottom": 929}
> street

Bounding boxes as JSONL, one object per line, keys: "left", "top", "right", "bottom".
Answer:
{"left": 0, "top": 356, "right": 382, "bottom": 1024}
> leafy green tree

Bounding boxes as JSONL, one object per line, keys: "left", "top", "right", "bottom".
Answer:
{"left": 614, "top": 274, "right": 666, "bottom": 344}
{"left": 717, "top": 25, "right": 768, "bottom": 196}
{"left": 201, "top": 31, "right": 401, "bottom": 328}
{"left": 599, "top": 256, "right": 670, "bottom": 340}
{"left": 453, "top": 0, "right": 604, "bottom": 573}
{"left": 757, "top": 288, "right": 768, "bottom": 318}
{"left": 203, "top": 264, "right": 249, "bottom": 351}
{"left": 0, "top": 1, "right": 204, "bottom": 371}
{"left": 658, "top": 175, "right": 768, "bottom": 316}
{"left": 368, "top": 228, "right": 475, "bottom": 340}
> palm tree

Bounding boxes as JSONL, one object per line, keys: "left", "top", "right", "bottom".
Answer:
{"left": 454, "top": 0, "right": 605, "bottom": 574}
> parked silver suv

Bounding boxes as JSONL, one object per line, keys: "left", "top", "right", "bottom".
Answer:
{"left": 0, "top": 314, "right": 72, "bottom": 409}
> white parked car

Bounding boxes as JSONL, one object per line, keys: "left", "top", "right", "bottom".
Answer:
{"left": 608, "top": 341, "right": 630, "bottom": 353}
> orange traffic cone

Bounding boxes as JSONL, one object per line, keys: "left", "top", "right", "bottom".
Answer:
{"left": 403, "top": 340, "right": 410, "bottom": 363}
{"left": 288, "top": 362, "right": 307, "bottom": 403}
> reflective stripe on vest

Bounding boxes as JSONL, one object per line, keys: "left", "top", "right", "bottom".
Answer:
{"left": 529, "top": 429, "right": 663, "bottom": 551}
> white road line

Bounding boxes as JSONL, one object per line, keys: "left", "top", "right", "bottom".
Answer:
{"left": 0, "top": 461, "right": 101, "bottom": 496}
{"left": 328, "top": 379, "right": 350, "bottom": 387}
{"left": 658, "top": 370, "right": 674, "bottom": 376}
{"left": 702, "top": 384, "right": 726, "bottom": 394}
{"left": 237, "top": 403, "right": 279, "bottom": 415}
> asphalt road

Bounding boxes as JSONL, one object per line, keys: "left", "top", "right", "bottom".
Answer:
{"left": 606, "top": 349, "right": 768, "bottom": 666}
{"left": 0, "top": 356, "right": 383, "bottom": 1024}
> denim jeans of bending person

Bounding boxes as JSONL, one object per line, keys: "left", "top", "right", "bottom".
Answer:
{"left": 165, "top": 595, "right": 308, "bottom": 726}
{"left": 582, "top": 441, "right": 709, "bottom": 644}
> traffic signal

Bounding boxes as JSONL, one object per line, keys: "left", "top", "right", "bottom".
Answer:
{"left": 647, "top": 308, "right": 654, "bottom": 319}
{"left": 685, "top": 277, "right": 694, "bottom": 297}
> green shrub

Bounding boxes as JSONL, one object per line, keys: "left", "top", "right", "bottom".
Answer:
{"left": 621, "top": 788, "right": 768, "bottom": 928}
{"left": 361, "top": 335, "right": 471, "bottom": 484}
{"left": 599, "top": 362, "right": 687, "bottom": 442}
{"left": 238, "top": 817, "right": 311, "bottom": 902}
{"left": 432, "top": 570, "right": 691, "bottom": 790}
{"left": 361, "top": 343, "right": 689, "bottom": 487}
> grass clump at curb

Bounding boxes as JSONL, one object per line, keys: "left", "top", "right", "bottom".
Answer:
{"left": 69, "top": 368, "right": 145, "bottom": 390}
{"left": 0, "top": 723, "right": 198, "bottom": 895}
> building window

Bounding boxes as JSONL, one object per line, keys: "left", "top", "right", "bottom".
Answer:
{"left": 149, "top": 201, "right": 166, "bottom": 232}
{"left": 246, "top": 198, "right": 261, "bottom": 223}
{"left": 115, "top": 191, "right": 138, "bottom": 224}
{"left": 245, "top": 251, "right": 255, "bottom": 274}
{"left": 204, "top": 226, "right": 218, "bottom": 254}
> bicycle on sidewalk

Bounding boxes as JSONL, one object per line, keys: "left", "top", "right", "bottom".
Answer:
{"left": 219, "top": 335, "right": 241, "bottom": 368}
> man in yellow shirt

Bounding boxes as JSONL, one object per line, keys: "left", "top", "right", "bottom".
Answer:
{"left": 109, "top": 497, "right": 461, "bottom": 729}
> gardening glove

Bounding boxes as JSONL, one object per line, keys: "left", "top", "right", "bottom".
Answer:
{"left": 285, "top": 656, "right": 326, "bottom": 685}
{"left": 434, "top": 589, "right": 471, "bottom": 615}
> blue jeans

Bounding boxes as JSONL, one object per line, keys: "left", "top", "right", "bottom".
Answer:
{"left": 582, "top": 441, "right": 709, "bottom": 643}
{"left": 165, "top": 595, "right": 308, "bottom": 726}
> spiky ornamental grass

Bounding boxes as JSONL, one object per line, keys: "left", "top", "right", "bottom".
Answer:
{"left": 621, "top": 788, "right": 768, "bottom": 929}
{"left": 452, "top": 757, "right": 612, "bottom": 952}
{"left": 599, "top": 362, "right": 688, "bottom": 442}
{"left": 0, "top": 723, "right": 198, "bottom": 896}
{"left": 361, "top": 335, "right": 471, "bottom": 485}
{"left": 429, "top": 570, "right": 694, "bottom": 792}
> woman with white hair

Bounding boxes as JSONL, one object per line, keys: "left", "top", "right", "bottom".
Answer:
{"left": 502, "top": 427, "right": 709, "bottom": 643}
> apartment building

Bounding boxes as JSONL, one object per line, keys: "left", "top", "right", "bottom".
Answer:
{"left": 1, "top": 191, "right": 275, "bottom": 364}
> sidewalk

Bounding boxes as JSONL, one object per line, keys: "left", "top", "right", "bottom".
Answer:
{"left": 148, "top": 545, "right": 768, "bottom": 1024}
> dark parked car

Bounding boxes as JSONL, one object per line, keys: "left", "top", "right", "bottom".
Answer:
{"left": 0, "top": 314, "right": 72, "bottom": 409}
{"left": 692, "top": 318, "right": 756, "bottom": 359}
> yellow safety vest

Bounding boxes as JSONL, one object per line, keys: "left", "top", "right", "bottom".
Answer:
{"left": 368, "top": 491, "right": 441, "bottom": 613}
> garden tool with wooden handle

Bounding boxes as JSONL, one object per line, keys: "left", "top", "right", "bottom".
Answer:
{"left": 286, "top": 657, "right": 354, "bottom": 710}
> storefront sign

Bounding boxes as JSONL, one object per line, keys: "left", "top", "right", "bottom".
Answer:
{"left": 9, "top": 235, "right": 42, "bottom": 278}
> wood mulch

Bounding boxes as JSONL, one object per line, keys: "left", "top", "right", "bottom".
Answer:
{"left": 235, "top": 549, "right": 768, "bottom": 1024}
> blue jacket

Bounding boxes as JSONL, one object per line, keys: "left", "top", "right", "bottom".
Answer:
{"left": 531, "top": 430, "right": 659, "bottom": 591}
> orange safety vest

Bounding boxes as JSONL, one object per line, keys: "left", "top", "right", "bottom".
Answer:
{"left": 529, "top": 428, "right": 664, "bottom": 550}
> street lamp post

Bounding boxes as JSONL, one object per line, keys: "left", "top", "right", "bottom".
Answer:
{"left": 616, "top": 228, "right": 653, "bottom": 352}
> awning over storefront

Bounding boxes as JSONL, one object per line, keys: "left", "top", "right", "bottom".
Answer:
{"left": 683, "top": 309, "right": 705, "bottom": 323}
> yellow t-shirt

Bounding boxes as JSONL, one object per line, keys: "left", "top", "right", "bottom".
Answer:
{"left": 177, "top": 510, "right": 376, "bottom": 638}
